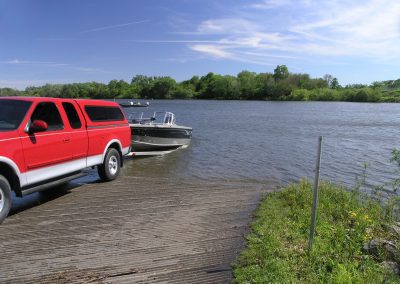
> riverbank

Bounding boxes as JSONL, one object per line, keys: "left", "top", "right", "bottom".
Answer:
{"left": 233, "top": 180, "right": 400, "bottom": 283}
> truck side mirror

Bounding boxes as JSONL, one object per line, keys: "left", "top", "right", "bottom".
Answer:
{"left": 31, "top": 120, "right": 48, "bottom": 133}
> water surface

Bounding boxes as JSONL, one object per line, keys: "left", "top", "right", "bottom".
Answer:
{"left": 122, "top": 100, "right": 400, "bottom": 191}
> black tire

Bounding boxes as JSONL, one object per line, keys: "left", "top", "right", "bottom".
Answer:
{"left": 0, "top": 175, "right": 12, "bottom": 224}
{"left": 98, "top": 148, "right": 121, "bottom": 181}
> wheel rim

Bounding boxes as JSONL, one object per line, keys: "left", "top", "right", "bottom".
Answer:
{"left": 108, "top": 155, "right": 118, "bottom": 176}
{"left": 0, "top": 187, "right": 4, "bottom": 213}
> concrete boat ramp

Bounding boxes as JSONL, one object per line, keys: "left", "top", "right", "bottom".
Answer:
{"left": 0, "top": 171, "right": 270, "bottom": 283}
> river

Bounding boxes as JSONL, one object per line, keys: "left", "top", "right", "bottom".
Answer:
{"left": 121, "top": 100, "right": 400, "bottom": 193}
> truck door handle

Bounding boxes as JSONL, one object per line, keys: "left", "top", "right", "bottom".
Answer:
{"left": 63, "top": 138, "right": 71, "bottom": 143}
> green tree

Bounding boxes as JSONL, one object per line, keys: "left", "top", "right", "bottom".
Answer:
{"left": 273, "top": 65, "right": 289, "bottom": 82}
{"left": 256, "top": 73, "right": 275, "bottom": 99}
{"left": 308, "top": 78, "right": 327, "bottom": 89}
{"left": 323, "top": 74, "right": 333, "bottom": 87}
{"left": 179, "top": 76, "right": 200, "bottom": 98}
{"left": 0, "top": 68, "right": 391, "bottom": 102}
{"left": 60, "top": 84, "right": 81, "bottom": 98}
{"left": 148, "top": 77, "right": 176, "bottom": 99}
{"left": 108, "top": 80, "right": 120, "bottom": 99}
{"left": 218, "top": 75, "right": 240, "bottom": 99}
{"left": 0, "top": 88, "right": 20, "bottom": 96}
{"left": 197, "top": 72, "right": 217, "bottom": 99}
{"left": 288, "top": 89, "right": 311, "bottom": 101}
{"left": 171, "top": 86, "right": 195, "bottom": 99}
{"left": 270, "top": 82, "right": 292, "bottom": 100}
{"left": 238, "top": 71, "right": 257, "bottom": 99}
{"left": 85, "top": 82, "right": 109, "bottom": 98}
{"left": 371, "top": 81, "right": 384, "bottom": 89}
{"left": 108, "top": 80, "right": 131, "bottom": 99}
{"left": 330, "top": 78, "right": 340, "bottom": 89}
{"left": 131, "top": 75, "right": 154, "bottom": 98}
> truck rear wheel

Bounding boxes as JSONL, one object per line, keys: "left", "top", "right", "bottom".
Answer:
{"left": 98, "top": 148, "right": 121, "bottom": 181}
{"left": 0, "top": 175, "right": 12, "bottom": 224}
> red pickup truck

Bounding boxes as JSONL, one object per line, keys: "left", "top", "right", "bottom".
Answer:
{"left": 0, "top": 97, "right": 131, "bottom": 223}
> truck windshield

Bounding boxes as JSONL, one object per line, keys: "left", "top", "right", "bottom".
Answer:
{"left": 0, "top": 100, "right": 32, "bottom": 131}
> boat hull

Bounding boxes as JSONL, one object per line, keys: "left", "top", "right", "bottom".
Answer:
{"left": 130, "top": 124, "right": 192, "bottom": 152}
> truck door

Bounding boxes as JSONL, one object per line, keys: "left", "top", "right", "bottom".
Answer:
{"left": 20, "top": 101, "right": 72, "bottom": 184}
{"left": 61, "top": 101, "right": 89, "bottom": 162}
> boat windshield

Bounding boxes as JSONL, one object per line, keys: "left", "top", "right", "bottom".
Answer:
{"left": 128, "top": 112, "right": 176, "bottom": 125}
{"left": 0, "top": 100, "right": 32, "bottom": 131}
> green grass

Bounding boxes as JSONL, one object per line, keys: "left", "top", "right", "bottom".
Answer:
{"left": 233, "top": 179, "right": 400, "bottom": 283}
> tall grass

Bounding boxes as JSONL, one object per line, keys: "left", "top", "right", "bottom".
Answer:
{"left": 233, "top": 179, "right": 399, "bottom": 283}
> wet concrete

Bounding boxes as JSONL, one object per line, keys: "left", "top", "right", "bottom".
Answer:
{"left": 0, "top": 161, "right": 270, "bottom": 283}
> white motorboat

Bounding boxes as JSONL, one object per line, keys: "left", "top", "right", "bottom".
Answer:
{"left": 128, "top": 112, "right": 192, "bottom": 155}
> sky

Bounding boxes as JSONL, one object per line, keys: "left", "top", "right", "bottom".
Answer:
{"left": 0, "top": 0, "right": 399, "bottom": 89}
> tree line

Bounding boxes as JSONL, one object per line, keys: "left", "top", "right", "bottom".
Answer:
{"left": 1, "top": 65, "right": 399, "bottom": 102}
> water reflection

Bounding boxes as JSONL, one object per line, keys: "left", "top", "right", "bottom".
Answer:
{"left": 124, "top": 147, "right": 193, "bottom": 179}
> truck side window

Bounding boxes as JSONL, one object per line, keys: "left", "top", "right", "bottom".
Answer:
{"left": 62, "top": 102, "right": 82, "bottom": 129}
{"left": 84, "top": 106, "right": 124, "bottom": 122}
{"left": 31, "top": 102, "right": 64, "bottom": 131}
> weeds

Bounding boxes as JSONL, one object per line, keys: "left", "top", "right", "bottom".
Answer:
{"left": 233, "top": 180, "right": 398, "bottom": 283}
{"left": 233, "top": 150, "right": 400, "bottom": 283}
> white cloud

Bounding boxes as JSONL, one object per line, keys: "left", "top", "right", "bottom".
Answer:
{"left": 198, "top": 18, "right": 258, "bottom": 34}
{"left": 190, "top": 44, "right": 233, "bottom": 58}
{"left": 1, "top": 59, "right": 69, "bottom": 66}
{"left": 5, "top": 59, "right": 21, "bottom": 64}
{"left": 118, "top": 0, "right": 400, "bottom": 73}
{"left": 1, "top": 59, "right": 112, "bottom": 76}
{"left": 239, "top": 51, "right": 304, "bottom": 60}
{"left": 250, "top": 0, "right": 291, "bottom": 9}
{"left": 73, "top": 67, "right": 113, "bottom": 74}
{"left": 0, "top": 80, "right": 54, "bottom": 90}
{"left": 289, "top": 0, "right": 400, "bottom": 59}
{"left": 186, "top": 0, "right": 400, "bottom": 65}
{"left": 79, "top": 20, "right": 149, "bottom": 34}
{"left": 128, "top": 40, "right": 218, "bottom": 43}
{"left": 184, "top": 18, "right": 297, "bottom": 63}
{"left": 37, "top": 38, "right": 73, "bottom": 41}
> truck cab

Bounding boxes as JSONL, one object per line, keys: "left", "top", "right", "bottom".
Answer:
{"left": 0, "top": 97, "right": 131, "bottom": 223}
